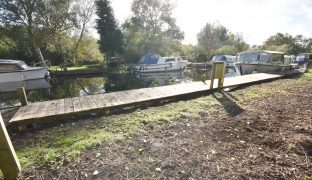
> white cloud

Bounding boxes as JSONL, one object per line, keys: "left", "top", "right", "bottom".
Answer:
{"left": 109, "top": 0, "right": 312, "bottom": 45}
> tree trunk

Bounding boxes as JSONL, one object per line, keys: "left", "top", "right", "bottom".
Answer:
{"left": 27, "top": 21, "right": 46, "bottom": 67}
{"left": 72, "top": 23, "right": 86, "bottom": 65}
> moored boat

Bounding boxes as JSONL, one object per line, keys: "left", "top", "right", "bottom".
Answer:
{"left": 234, "top": 50, "right": 291, "bottom": 75}
{"left": 211, "top": 55, "right": 236, "bottom": 67}
{"left": 0, "top": 59, "right": 49, "bottom": 83}
{"left": 134, "top": 53, "right": 188, "bottom": 73}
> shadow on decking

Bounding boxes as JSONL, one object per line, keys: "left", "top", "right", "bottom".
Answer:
{"left": 212, "top": 90, "right": 244, "bottom": 117}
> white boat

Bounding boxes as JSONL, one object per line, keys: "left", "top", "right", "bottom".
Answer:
{"left": 134, "top": 53, "right": 188, "bottom": 73}
{"left": 234, "top": 51, "right": 291, "bottom": 75}
{"left": 0, "top": 59, "right": 48, "bottom": 83}
{"left": 0, "top": 79, "right": 51, "bottom": 92}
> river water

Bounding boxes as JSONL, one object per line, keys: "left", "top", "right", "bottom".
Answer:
{"left": 0, "top": 67, "right": 237, "bottom": 108}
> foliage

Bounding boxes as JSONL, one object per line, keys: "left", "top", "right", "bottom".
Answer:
{"left": 260, "top": 33, "right": 312, "bottom": 54}
{"left": 71, "top": 0, "right": 95, "bottom": 64}
{"left": 122, "top": 0, "right": 184, "bottom": 63}
{"left": 0, "top": 29, "right": 17, "bottom": 58}
{"left": 96, "top": 0, "right": 123, "bottom": 57}
{"left": 46, "top": 33, "right": 103, "bottom": 65}
{"left": 49, "top": 64, "right": 103, "bottom": 71}
{"left": 0, "top": 0, "right": 75, "bottom": 65}
{"left": 197, "top": 22, "right": 249, "bottom": 61}
{"left": 75, "top": 36, "right": 104, "bottom": 64}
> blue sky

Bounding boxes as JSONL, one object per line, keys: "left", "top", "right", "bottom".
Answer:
{"left": 109, "top": 0, "right": 312, "bottom": 45}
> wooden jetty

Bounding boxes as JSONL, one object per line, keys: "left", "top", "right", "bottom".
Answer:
{"left": 9, "top": 73, "right": 284, "bottom": 126}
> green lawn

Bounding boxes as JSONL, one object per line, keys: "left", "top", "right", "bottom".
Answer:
{"left": 49, "top": 64, "right": 103, "bottom": 71}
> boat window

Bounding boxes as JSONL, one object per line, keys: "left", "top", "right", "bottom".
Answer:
{"left": 138, "top": 54, "right": 161, "bottom": 64}
{"left": 295, "top": 55, "right": 305, "bottom": 62}
{"left": 227, "top": 57, "right": 236, "bottom": 62}
{"left": 270, "top": 54, "right": 283, "bottom": 64}
{"left": 214, "top": 56, "right": 226, "bottom": 61}
{"left": 259, "top": 53, "right": 269, "bottom": 63}
{"left": 19, "top": 62, "right": 29, "bottom": 70}
{"left": 0, "top": 64, "right": 20, "bottom": 72}
{"left": 238, "top": 53, "right": 259, "bottom": 63}
{"left": 165, "top": 58, "right": 176, "bottom": 62}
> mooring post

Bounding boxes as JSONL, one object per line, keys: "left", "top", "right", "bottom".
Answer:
{"left": 210, "top": 62, "right": 225, "bottom": 89}
{"left": 17, "top": 87, "right": 28, "bottom": 106}
{"left": 0, "top": 113, "right": 21, "bottom": 179}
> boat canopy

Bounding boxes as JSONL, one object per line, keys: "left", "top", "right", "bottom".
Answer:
{"left": 212, "top": 55, "right": 236, "bottom": 62}
{"left": 237, "top": 51, "right": 285, "bottom": 65}
{"left": 138, "top": 53, "right": 163, "bottom": 65}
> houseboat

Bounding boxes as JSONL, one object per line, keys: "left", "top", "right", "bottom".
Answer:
{"left": 134, "top": 53, "right": 188, "bottom": 73}
{"left": 0, "top": 60, "right": 49, "bottom": 83}
{"left": 234, "top": 51, "right": 291, "bottom": 75}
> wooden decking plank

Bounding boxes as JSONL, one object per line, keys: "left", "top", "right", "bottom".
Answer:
{"left": 55, "top": 99, "right": 65, "bottom": 115}
{"left": 79, "top": 96, "right": 90, "bottom": 111}
{"left": 46, "top": 100, "right": 58, "bottom": 116}
{"left": 85, "top": 95, "right": 97, "bottom": 109}
{"left": 72, "top": 97, "right": 82, "bottom": 112}
{"left": 98, "top": 93, "right": 114, "bottom": 107}
{"left": 25, "top": 102, "right": 42, "bottom": 119}
{"left": 64, "top": 98, "right": 74, "bottom": 114}
{"left": 106, "top": 92, "right": 123, "bottom": 106}
{"left": 23, "top": 103, "right": 41, "bottom": 120}
{"left": 10, "top": 106, "right": 28, "bottom": 122}
{"left": 91, "top": 94, "right": 105, "bottom": 108}
{"left": 117, "top": 91, "right": 138, "bottom": 104}
{"left": 36, "top": 101, "right": 51, "bottom": 118}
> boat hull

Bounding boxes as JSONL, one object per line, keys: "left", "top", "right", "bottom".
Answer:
{"left": 234, "top": 63, "right": 291, "bottom": 75}
{"left": 134, "top": 62, "right": 187, "bottom": 73}
{"left": 0, "top": 68, "right": 48, "bottom": 83}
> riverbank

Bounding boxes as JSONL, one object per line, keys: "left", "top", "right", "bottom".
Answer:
{"left": 8, "top": 72, "right": 312, "bottom": 179}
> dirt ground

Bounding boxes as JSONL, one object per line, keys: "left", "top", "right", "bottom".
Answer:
{"left": 12, "top": 76, "right": 312, "bottom": 179}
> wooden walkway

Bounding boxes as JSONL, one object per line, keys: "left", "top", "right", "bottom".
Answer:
{"left": 9, "top": 73, "right": 283, "bottom": 126}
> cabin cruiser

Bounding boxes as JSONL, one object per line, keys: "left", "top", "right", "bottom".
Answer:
{"left": 134, "top": 53, "right": 188, "bottom": 73}
{"left": 0, "top": 60, "right": 49, "bottom": 83}
{"left": 211, "top": 55, "right": 236, "bottom": 67}
{"left": 234, "top": 51, "right": 291, "bottom": 75}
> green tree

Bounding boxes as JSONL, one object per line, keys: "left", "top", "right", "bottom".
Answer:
{"left": 0, "top": 0, "right": 76, "bottom": 65}
{"left": 0, "top": 0, "right": 46, "bottom": 65}
{"left": 261, "top": 33, "right": 311, "bottom": 54}
{"left": 197, "top": 22, "right": 249, "bottom": 59}
{"left": 123, "top": 0, "right": 184, "bottom": 62}
{"left": 71, "top": 0, "right": 95, "bottom": 64}
{"left": 197, "top": 22, "right": 228, "bottom": 54}
{"left": 96, "top": 0, "right": 123, "bottom": 58}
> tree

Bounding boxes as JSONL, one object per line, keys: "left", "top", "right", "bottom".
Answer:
{"left": 123, "top": 0, "right": 184, "bottom": 62}
{"left": 71, "top": 0, "right": 95, "bottom": 64}
{"left": 0, "top": 0, "right": 46, "bottom": 65}
{"left": 197, "top": 22, "right": 249, "bottom": 59}
{"left": 261, "top": 33, "right": 312, "bottom": 54}
{"left": 96, "top": 0, "right": 123, "bottom": 58}
{"left": 197, "top": 22, "right": 228, "bottom": 54}
{"left": 0, "top": 0, "right": 75, "bottom": 66}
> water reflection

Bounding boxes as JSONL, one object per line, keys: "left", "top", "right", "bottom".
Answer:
{"left": 0, "top": 66, "right": 238, "bottom": 108}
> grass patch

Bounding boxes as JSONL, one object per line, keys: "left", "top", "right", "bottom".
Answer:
{"left": 49, "top": 64, "right": 103, "bottom": 71}
{"left": 15, "top": 96, "right": 219, "bottom": 169}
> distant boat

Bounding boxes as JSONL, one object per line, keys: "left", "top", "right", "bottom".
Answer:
{"left": 134, "top": 53, "right": 189, "bottom": 73}
{"left": 234, "top": 50, "right": 291, "bottom": 75}
{"left": 211, "top": 55, "right": 236, "bottom": 67}
{"left": 0, "top": 59, "right": 49, "bottom": 83}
